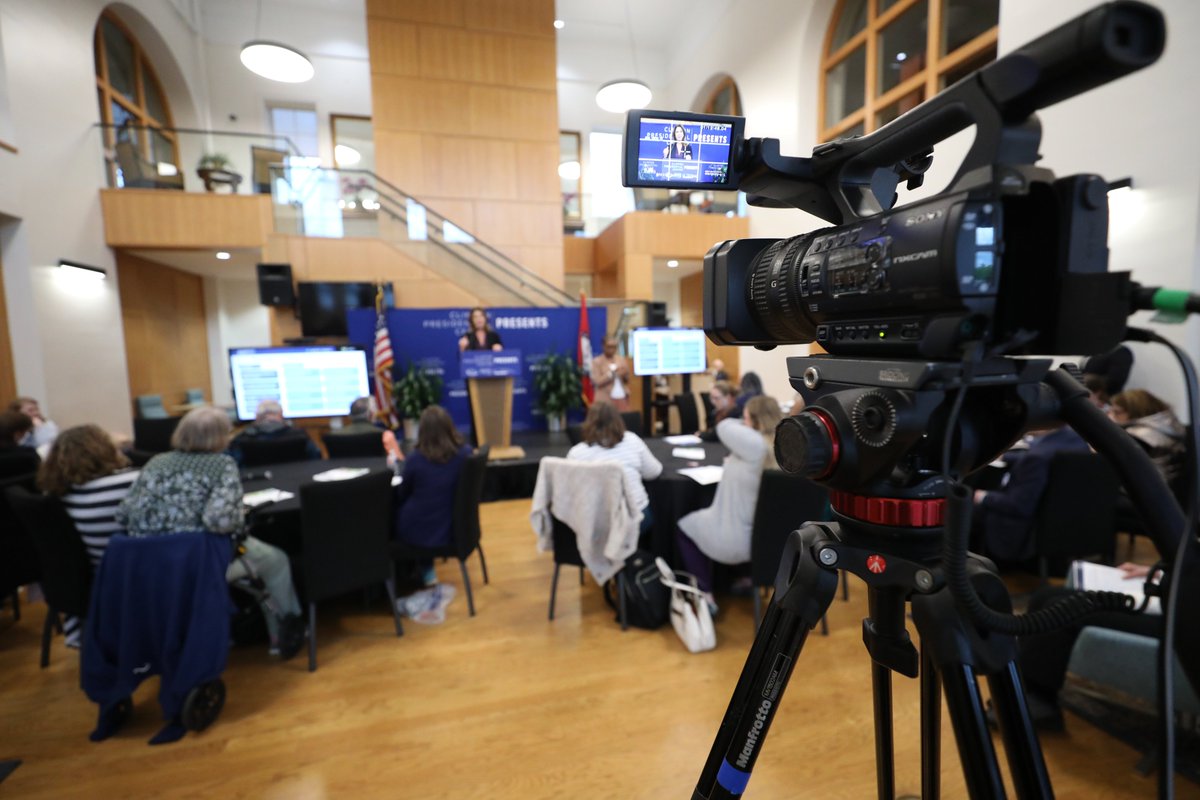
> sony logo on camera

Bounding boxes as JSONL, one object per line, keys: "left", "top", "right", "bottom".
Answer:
{"left": 904, "top": 209, "right": 945, "bottom": 226}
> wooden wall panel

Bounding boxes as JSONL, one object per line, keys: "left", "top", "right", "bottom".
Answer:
{"left": 562, "top": 236, "right": 594, "bottom": 275}
{"left": 368, "top": 0, "right": 563, "bottom": 293}
{"left": 0, "top": 251, "right": 15, "bottom": 405}
{"left": 681, "top": 271, "right": 739, "bottom": 380}
{"left": 116, "top": 252, "right": 212, "bottom": 412}
{"left": 101, "top": 190, "right": 272, "bottom": 249}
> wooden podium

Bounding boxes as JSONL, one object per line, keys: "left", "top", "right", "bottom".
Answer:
{"left": 463, "top": 349, "right": 525, "bottom": 461}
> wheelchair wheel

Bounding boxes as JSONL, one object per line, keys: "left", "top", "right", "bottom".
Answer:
{"left": 181, "top": 679, "right": 225, "bottom": 732}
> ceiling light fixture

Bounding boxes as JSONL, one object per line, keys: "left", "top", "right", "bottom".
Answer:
{"left": 596, "top": 1, "right": 651, "bottom": 114}
{"left": 216, "top": 251, "right": 232, "bottom": 260}
{"left": 667, "top": 259, "right": 679, "bottom": 268}
{"left": 59, "top": 260, "right": 106, "bottom": 280}
{"left": 557, "top": 160, "right": 581, "bottom": 180}
{"left": 241, "top": 0, "right": 314, "bottom": 83}
{"left": 334, "top": 144, "right": 361, "bottom": 166}
{"left": 554, "top": 19, "right": 565, "bottom": 29}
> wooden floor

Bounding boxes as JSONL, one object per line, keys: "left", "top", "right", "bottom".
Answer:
{"left": 0, "top": 498, "right": 1195, "bottom": 798}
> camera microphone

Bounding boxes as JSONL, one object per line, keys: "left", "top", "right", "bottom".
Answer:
{"left": 1130, "top": 284, "right": 1200, "bottom": 316}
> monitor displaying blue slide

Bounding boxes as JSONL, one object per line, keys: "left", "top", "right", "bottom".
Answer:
{"left": 229, "top": 346, "right": 369, "bottom": 421}
{"left": 635, "top": 117, "right": 734, "bottom": 186}
{"left": 631, "top": 328, "right": 708, "bottom": 376}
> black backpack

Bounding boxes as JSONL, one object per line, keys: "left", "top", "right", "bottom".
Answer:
{"left": 604, "top": 549, "right": 670, "bottom": 629}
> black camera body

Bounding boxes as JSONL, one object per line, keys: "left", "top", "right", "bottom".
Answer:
{"left": 623, "top": 1, "right": 1163, "bottom": 361}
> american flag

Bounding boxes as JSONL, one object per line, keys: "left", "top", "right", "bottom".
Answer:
{"left": 373, "top": 291, "right": 399, "bottom": 429}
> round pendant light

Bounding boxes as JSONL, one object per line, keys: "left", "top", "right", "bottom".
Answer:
{"left": 240, "top": 41, "right": 314, "bottom": 83}
{"left": 596, "top": 80, "right": 652, "bottom": 114}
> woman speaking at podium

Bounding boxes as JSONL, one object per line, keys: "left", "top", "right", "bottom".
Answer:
{"left": 459, "top": 307, "right": 503, "bottom": 352}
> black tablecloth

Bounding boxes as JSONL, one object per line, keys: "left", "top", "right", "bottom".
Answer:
{"left": 642, "top": 437, "right": 727, "bottom": 563}
{"left": 242, "top": 457, "right": 388, "bottom": 554}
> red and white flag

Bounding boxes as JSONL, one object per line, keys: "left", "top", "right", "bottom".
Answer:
{"left": 373, "top": 288, "right": 399, "bottom": 429}
{"left": 578, "top": 291, "right": 594, "bottom": 406}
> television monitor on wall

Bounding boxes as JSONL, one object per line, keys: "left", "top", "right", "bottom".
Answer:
{"left": 630, "top": 327, "right": 708, "bottom": 376}
{"left": 296, "top": 281, "right": 394, "bottom": 337}
{"left": 228, "top": 346, "right": 369, "bottom": 421}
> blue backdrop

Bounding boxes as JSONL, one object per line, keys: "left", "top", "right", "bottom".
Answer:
{"left": 347, "top": 306, "right": 607, "bottom": 434}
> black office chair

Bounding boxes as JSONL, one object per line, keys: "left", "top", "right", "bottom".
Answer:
{"left": 1031, "top": 451, "right": 1120, "bottom": 584}
{"left": 5, "top": 487, "right": 92, "bottom": 667}
{"left": 750, "top": 470, "right": 843, "bottom": 633}
{"left": 238, "top": 435, "right": 313, "bottom": 467}
{"left": 547, "top": 514, "right": 628, "bottom": 630}
{"left": 699, "top": 391, "right": 716, "bottom": 428}
{"left": 132, "top": 415, "right": 182, "bottom": 454}
{"left": 390, "top": 446, "right": 490, "bottom": 616}
{"left": 674, "top": 393, "right": 700, "bottom": 435}
{"left": 299, "top": 469, "right": 403, "bottom": 672}
{"left": 323, "top": 431, "right": 385, "bottom": 458}
{"left": 620, "top": 411, "right": 643, "bottom": 438}
{"left": 0, "top": 473, "right": 40, "bottom": 622}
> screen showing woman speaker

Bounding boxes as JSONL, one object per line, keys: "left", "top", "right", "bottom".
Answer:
{"left": 623, "top": 109, "right": 744, "bottom": 191}
{"left": 631, "top": 328, "right": 708, "bottom": 376}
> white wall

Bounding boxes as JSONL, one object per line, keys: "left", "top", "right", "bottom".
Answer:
{"left": 203, "top": 277, "right": 271, "bottom": 407}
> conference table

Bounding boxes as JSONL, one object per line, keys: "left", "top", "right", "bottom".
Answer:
{"left": 641, "top": 436, "right": 729, "bottom": 562}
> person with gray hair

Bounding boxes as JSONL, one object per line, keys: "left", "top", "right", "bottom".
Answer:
{"left": 326, "top": 396, "right": 383, "bottom": 437}
{"left": 228, "top": 398, "right": 320, "bottom": 465}
{"left": 117, "top": 406, "right": 305, "bottom": 660}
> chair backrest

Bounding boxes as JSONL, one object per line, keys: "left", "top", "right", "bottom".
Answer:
{"left": 699, "top": 391, "right": 715, "bottom": 427}
{"left": 449, "top": 446, "right": 489, "bottom": 559}
{"left": 299, "top": 469, "right": 394, "bottom": 602}
{"left": 0, "top": 447, "right": 40, "bottom": 481}
{"left": 132, "top": 415, "right": 182, "bottom": 453}
{"left": 322, "top": 431, "right": 385, "bottom": 458}
{"left": 184, "top": 388, "right": 205, "bottom": 405}
{"left": 5, "top": 486, "right": 92, "bottom": 617}
{"left": 136, "top": 394, "right": 169, "bottom": 419}
{"left": 1034, "top": 451, "right": 1120, "bottom": 561}
{"left": 620, "top": 411, "right": 643, "bottom": 438}
{"left": 238, "top": 435, "right": 312, "bottom": 467}
{"left": 566, "top": 424, "right": 583, "bottom": 446}
{"left": 674, "top": 393, "right": 699, "bottom": 434}
{"left": 750, "top": 470, "right": 830, "bottom": 588}
{"left": 0, "top": 473, "right": 42, "bottom": 592}
{"left": 536, "top": 456, "right": 628, "bottom": 565}
{"left": 114, "top": 141, "right": 147, "bottom": 182}
{"left": 550, "top": 515, "right": 585, "bottom": 567}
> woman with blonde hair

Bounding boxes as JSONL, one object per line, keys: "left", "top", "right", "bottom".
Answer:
{"left": 677, "top": 394, "right": 783, "bottom": 610}
{"left": 117, "top": 406, "right": 304, "bottom": 659}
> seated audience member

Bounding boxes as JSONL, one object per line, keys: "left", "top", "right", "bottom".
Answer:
{"left": 735, "top": 372, "right": 764, "bottom": 415}
{"left": 567, "top": 401, "right": 663, "bottom": 534}
{"left": 971, "top": 422, "right": 1089, "bottom": 562}
{"left": 9, "top": 396, "right": 59, "bottom": 452}
{"left": 327, "top": 396, "right": 383, "bottom": 436}
{"left": 37, "top": 424, "right": 140, "bottom": 647}
{"left": 698, "top": 381, "right": 739, "bottom": 442}
{"left": 392, "top": 405, "right": 470, "bottom": 622}
{"left": 1108, "top": 388, "right": 1188, "bottom": 503}
{"left": 677, "top": 395, "right": 783, "bottom": 610}
{"left": 0, "top": 410, "right": 39, "bottom": 477}
{"left": 710, "top": 358, "right": 729, "bottom": 383}
{"left": 228, "top": 399, "right": 320, "bottom": 465}
{"left": 116, "top": 406, "right": 304, "bottom": 659}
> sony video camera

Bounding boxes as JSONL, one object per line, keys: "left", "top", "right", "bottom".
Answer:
{"left": 622, "top": 2, "right": 1165, "bottom": 361}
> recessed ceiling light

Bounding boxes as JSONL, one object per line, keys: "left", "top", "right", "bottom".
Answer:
{"left": 667, "top": 259, "right": 679, "bottom": 268}
{"left": 240, "top": 41, "right": 314, "bottom": 83}
{"left": 216, "top": 251, "right": 231, "bottom": 260}
{"left": 554, "top": 19, "right": 565, "bottom": 29}
{"left": 334, "top": 144, "right": 361, "bottom": 166}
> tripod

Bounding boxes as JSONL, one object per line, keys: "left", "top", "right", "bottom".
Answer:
{"left": 691, "top": 356, "right": 1189, "bottom": 799}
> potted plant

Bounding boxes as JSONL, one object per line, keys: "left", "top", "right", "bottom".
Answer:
{"left": 393, "top": 361, "right": 444, "bottom": 440}
{"left": 532, "top": 352, "right": 583, "bottom": 432}
{"left": 196, "top": 153, "right": 240, "bottom": 192}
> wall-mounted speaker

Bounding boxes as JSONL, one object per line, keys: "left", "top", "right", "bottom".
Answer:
{"left": 256, "top": 263, "right": 295, "bottom": 306}
{"left": 647, "top": 301, "right": 669, "bottom": 327}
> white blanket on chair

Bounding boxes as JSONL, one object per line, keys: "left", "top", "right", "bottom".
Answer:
{"left": 530, "top": 457, "right": 642, "bottom": 584}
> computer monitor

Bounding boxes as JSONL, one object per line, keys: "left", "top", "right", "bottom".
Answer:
{"left": 630, "top": 328, "right": 708, "bottom": 376}
{"left": 228, "top": 346, "right": 370, "bottom": 421}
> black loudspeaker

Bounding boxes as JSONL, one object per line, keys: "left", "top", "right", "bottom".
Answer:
{"left": 257, "top": 263, "right": 295, "bottom": 306}
{"left": 648, "top": 301, "right": 668, "bottom": 327}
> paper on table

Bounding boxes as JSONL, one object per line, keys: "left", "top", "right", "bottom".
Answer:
{"left": 242, "top": 488, "right": 295, "bottom": 508}
{"left": 1070, "top": 560, "right": 1161, "bottom": 614}
{"left": 312, "top": 467, "right": 371, "bottom": 482}
{"left": 672, "top": 447, "right": 707, "bottom": 460}
{"left": 677, "top": 465, "right": 723, "bottom": 486}
{"left": 664, "top": 434, "right": 703, "bottom": 446}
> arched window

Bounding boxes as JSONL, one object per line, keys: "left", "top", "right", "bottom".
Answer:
{"left": 94, "top": 10, "right": 178, "bottom": 186}
{"left": 703, "top": 76, "right": 741, "bottom": 117}
{"left": 820, "top": 0, "right": 998, "bottom": 141}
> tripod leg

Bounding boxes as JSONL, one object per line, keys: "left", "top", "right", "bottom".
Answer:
{"left": 939, "top": 662, "right": 1008, "bottom": 799}
{"left": 987, "top": 662, "right": 1053, "bottom": 800}
{"left": 693, "top": 524, "right": 840, "bottom": 800}
{"left": 921, "top": 643, "right": 942, "bottom": 800}
{"left": 866, "top": 588, "right": 908, "bottom": 800}
{"left": 871, "top": 660, "right": 895, "bottom": 800}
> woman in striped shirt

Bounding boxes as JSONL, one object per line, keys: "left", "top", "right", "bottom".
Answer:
{"left": 38, "top": 424, "right": 139, "bottom": 647}
{"left": 566, "top": 401, "right": 663, "bottom": 533}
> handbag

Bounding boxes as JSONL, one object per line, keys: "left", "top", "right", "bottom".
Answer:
{"left": 655, "top": 557, "right": 716, "bottom": 653}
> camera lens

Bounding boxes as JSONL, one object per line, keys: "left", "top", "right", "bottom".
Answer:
{"left": 746, "top": 234, "right": 820, "bottom": 343}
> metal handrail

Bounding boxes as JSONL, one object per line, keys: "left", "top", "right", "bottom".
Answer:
{"left": 270, "top": 164, "right": 573, "bottom": 307}
{"left": 93, "top": 122, "right": 303, "bottom": 156}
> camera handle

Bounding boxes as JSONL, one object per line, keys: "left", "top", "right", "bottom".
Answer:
{"left": 691, "top": 521, "right": 1050, "bottom": 800}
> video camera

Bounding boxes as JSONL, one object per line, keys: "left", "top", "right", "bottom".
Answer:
{"left": 622, "top": 2, "right": 1165, "bottom": 361}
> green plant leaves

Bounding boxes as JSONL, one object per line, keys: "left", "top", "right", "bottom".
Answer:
{"left": 532, "top": 352, "right": 583, "bottom": 416}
